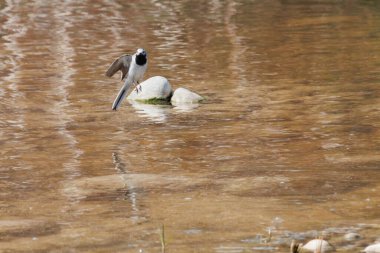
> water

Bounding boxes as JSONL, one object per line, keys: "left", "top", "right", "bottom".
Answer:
{"left": 1, "top": 0, "right": 380, "bottom": 252}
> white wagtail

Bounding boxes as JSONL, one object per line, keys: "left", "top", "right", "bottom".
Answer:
{"left": 106, "top": 48, "right": 148, "bottom": 110}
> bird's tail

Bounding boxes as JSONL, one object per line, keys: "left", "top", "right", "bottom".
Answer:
{"left": 112, "top": 81, "right": 132, "bottom": 110}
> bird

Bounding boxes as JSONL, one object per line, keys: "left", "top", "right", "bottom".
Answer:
{"left": 105, "top": 48, "right": 148, "bottom": 110}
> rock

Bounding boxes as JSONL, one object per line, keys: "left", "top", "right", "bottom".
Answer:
{"left": 302, "top": 239, "right": 335, "bottom": 252}
{"left": 127, "top": 76, "right": 173, "bottom": 103}
{"left": 364, "top": 243, "right": 380, "bottom": 253}
{"left": 171, "top": 87, "right": 203, "bottom": 104}
{"left": 344, "top": 232, "right": 361, "bottom": 241}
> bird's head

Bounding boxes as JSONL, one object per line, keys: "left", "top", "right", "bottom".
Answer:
{"left": 136, "top": 48, "right": 147, "bottom": 57}
{"left": 135, "top": 48, "right": 147, "bottom": 65}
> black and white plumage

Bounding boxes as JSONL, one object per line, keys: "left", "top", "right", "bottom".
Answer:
{"left": 106, "top": 48, "right": 148, "bottom": 110}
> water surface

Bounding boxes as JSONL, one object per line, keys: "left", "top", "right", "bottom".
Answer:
{"left": 1, "top": 0, "right": 380, "bottom": 252}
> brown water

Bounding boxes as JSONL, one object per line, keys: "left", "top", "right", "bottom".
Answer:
{"left": 1, "top": 0, "right": 380, "bottom": 252}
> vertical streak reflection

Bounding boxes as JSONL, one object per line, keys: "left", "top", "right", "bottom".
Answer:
{"left": 32, "top": 0, "right": 84, "bottom": 204}
{"left": 0, "top": 0, "right": 28, "bottom": 171}
{"left": 224, "top": 0, "right": 251, "bottom": 90}
{"left": 112, "top": 152, "right": 141, "bottom": 223}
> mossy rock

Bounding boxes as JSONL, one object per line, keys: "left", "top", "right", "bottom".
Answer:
{"left": 127, "top": 76, "right": 173, "bottom": 102}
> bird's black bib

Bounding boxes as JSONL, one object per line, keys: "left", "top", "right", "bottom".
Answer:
{"left": 135, "top": 54, "right": 147, "bottom": 65}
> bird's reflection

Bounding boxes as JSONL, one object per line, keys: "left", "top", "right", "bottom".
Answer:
{"left": 112, "top": 152, "right": 142, "bottom": 223}
{"left": 129, "top": 100, "right": 170, "bottom": 123}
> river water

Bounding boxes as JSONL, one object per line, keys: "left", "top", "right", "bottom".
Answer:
{"left": 1, "top": 0, "right": 380, "bottom": 252}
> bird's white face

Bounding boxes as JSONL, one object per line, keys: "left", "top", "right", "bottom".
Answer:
{"left": 136, "top": 48, "right": 146, "bottom": 56}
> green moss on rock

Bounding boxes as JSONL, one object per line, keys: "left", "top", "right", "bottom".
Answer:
{"left": 136, "top": 97, "right": 172, "bottom": 105}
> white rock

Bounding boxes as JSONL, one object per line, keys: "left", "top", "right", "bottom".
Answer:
{"left": 127, "top": 76, "right": 173, "bottom": 101}
{"left": 171, "top": 87, "right": 203, "bottom": 104}
{"left": 364, "top": 243, "right": 380, "bottom": 253}
{"left": 302, "top": 239, "right": 335, "bottom": 252}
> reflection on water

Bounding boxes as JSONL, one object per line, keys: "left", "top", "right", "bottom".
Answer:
{"left": 172, "top": 102, "right": 200, "bottom": 112}
{"left": 1, "top": 0, "right": 380, "bottom": 252}
{"left": 112, "top": 152, "right": 141, "bottom": 224}
{"left": 129, "top": 100, "right": 170, "bottom": 123}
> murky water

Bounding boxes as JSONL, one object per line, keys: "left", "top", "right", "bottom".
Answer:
{"left": 1, "top": 0, "right": 380, "bottom": 252}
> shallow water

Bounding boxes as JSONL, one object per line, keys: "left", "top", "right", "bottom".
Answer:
{"left": 1, "top": 0, "right": 380, "bottom": 252}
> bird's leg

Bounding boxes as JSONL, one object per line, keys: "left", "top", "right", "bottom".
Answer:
{"left": 136, "top": 81, "right": 142, "bottom": 93}
{"left": 133, "top": 81, "right": 139, "bottom": 94}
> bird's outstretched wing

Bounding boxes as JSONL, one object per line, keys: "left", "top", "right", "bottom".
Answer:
{"left": 105, "top": 54, "right": 132, "bottom": 80}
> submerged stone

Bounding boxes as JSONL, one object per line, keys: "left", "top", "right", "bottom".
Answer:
{"left": 127, "top": 76, "right": 173, "bottom": 104}
{"left": 171, "top": 87, "right": 203, "bottom": 104}
{"left": 344, "top": 232, "right": 361, "bottom": 241}
{"left": 302, "top": 239, "right": 335, "bottom": 252}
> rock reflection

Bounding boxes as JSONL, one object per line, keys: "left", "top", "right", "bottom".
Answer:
{"left": 172, "top": 102, "right": 200, "bottom": 112}
{"left": 129, "top": 100, "right": 170, "bottom": 123}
